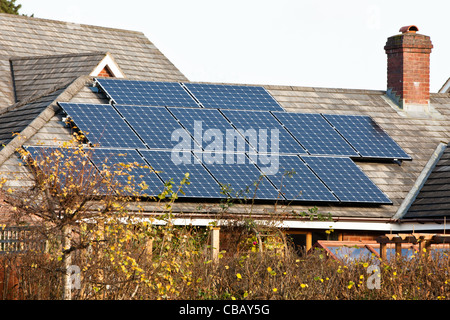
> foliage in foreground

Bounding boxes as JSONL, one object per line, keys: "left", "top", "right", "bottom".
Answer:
{"left": 0, "top": 138, "right": 449, "bottom": 300}
{"left": 1, "top": 228, "right": 450, "bottom": 300}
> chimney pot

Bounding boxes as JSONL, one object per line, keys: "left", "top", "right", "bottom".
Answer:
{"left": 399, "top": 25, "right": 419, "bottom": 34}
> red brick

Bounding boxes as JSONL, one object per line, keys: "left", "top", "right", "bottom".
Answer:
{"left": 385, "top": 29, "right": 433, "bottom": 106}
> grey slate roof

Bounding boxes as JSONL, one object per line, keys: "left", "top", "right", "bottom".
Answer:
{"left": 404, "top": 143, "right": 450, "bottom": 218}
{"left": 0, "top": 13, "right": 187, "bottom": 108}
{"left": 0, "top": 88, "right": 65, "bottom": 147}
{"left": 10, "top": 52, "right": 108, "bottom": 102}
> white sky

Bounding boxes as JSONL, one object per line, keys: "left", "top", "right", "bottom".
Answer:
{"left": 18, "top": 0, "right": 450, "bottom": 92}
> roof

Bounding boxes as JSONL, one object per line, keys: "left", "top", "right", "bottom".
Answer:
{"left": 10, "top": 52, "right": 109, "bottom": 102}
{"left": 0, "top": 13, "right": 187, "bottom": 108}
{"left": 404, "top": 142, "right": 450, "bottom": 218}
{"left": 1, "top": 14, "right": 450, "bottom": 229}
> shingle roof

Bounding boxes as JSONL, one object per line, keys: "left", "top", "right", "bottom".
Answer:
{"left": 0, "top": 13, "right": 187, "bottom": 108}
{"left": 10, "top": 52, "right": 107, "bottom": 102}
{"left": 404, "top": 142, "right": 450, "bottom": 218}
{"left": 0, "top": 88, "right": 65, "bottom": 147}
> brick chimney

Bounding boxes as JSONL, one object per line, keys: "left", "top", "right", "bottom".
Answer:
{"left": 384, "top": 25, "right": 433, "bottom": 111}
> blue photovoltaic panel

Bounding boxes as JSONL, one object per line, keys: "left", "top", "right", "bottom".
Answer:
{"left": 88, "top": 148, "right": 164, "bottom": 196}
{"left": 322, "top": 114, "right": 411, "bottom": 160}
{"left": 220, "top": 109, "right": 307, "bottom": 155}
{"left": 254, "top": 155, "right": 338, "bottom": 202}
{"left": 59, "top": 103, "right": 146, "bottom": 149}
{"left": 115, "top": 105, "right": 190, "bottom": 150}
{"left": 139, "top": 150, "right": 223, "bottom": 199}
{"left": 271, "top": 112, "right": 358, "bottom": 157}
{"left": 183, "top": 82, "right": 284, "bottom": 111}
{"left": 198, "top": 151, "right": 283, "bottom": 201}
{"left": 95, "top": 78, "right": 200, "bottom": 108}
{"left": 168, "top": 107, "right": 254, "bottom": 153}
{"left": 301, "top": 156, "right": 392, "bottom": 204}
{"left": 24, "top": 146, "right": 105, "bottom": 194}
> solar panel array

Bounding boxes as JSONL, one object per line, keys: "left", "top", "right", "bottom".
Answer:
{"left": 140, "top": 150, "right": 224, "bottom": 199}
{"left": 271, "top": 112, "right": 358, "bottom": 157}
{"left": 59, "top": 103, "right": 146, "bottom": 149}
{"left": 88, "top": 148, "right": 164, "bottom": 196}
{"left": 24, "top": 145, "right": 107, "bottom": 194}
{"left": 115, "top": 105, "right": 185, "bottom": 150}
{"left": 168, "top": 107, "right": 245, "bottom": 152}
{"left": 95, "top": 78, "right": 200, "bottom": 108}
{"left": 322, "top": 114, "right": 412, "bottom": 160}
{"left": 301, "top": 156, "right": 392, "bottom": 204}
{"left": 183, "top": 82, "right": 284, "bottom": 111}
{"left": 48, "top": 78, "right": 412, "bottom": 205}
{"left": 256, "top": 155, "right": 338, "bottom": 202}
{"left": 221, "top": 109, "right": 308, "bottom": 155}
{"left": 96, "top": 78, "right": 284, "bottom": 111}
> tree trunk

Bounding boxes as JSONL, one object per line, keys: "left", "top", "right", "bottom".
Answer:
{"left": 62, "top": 224, "right": 72, "bottom": 300}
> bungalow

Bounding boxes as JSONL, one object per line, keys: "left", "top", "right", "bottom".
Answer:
{"left": 1, "top": 13, "right": 449, "bottom": 253}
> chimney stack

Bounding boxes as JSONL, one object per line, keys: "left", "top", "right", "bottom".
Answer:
{"left": 384, "top": 25, "right": 433, "bottom": 111}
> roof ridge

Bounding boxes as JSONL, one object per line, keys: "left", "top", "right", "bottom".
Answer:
{"left": 264, "top": 84, "right": 386, "bottom": 95}
{"left": 9, "top": 51, "right": 108, "bottom": 61}
{"left": 182, "top": 80, "right": 386, "bottom": 95}
{"left": 0, "top": 12, "right": 145, "bottom": 36}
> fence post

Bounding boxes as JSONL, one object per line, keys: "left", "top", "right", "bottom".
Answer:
{"left": 380, "top": 242, "right": 387, "bottom": 260}
{"left": 210, "top": 227, "right": 220, "bottom": 263}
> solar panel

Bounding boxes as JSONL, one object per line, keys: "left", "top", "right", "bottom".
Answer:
{"left": 168, "top": 107, "right": 255, "bottom": 153}
{"left": 198, "top": 151, "right": 283, "bottom": 201}
{"left": 59, "top": 103, "right": 146, "bottom": 149}
{"left": 301, "top": 156, "right": 392, "bottom": 204}
{"left": 88, "top": 148, "right": 164, "bottom": 196}
{"left": 24, "top": 146, "right": 105, "bottom": 194}
{"left": 255, "top": 155, "right": 338, "bottom": 202}
{"left": 95, "top": 78, "right": 200, "bottom": 108}
{"left": 183, "top": 82, "right": 284, "bottom": 111}
{"left": 115, "top": 105, "right": 191, "bottom": 151}
{"left": 220, "top": 109, "right": 307, "bottom": 155}
{"left": 322, "top": 114, "right": 411, "bottom": 160}
{"left": 139, "top": 150, "right": 223, "bottom": 199}
{"left": 271, "top": 112, "right": 359, "bottom": 157}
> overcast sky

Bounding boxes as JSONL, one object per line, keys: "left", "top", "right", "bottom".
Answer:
{"left": 18, "top": 0, "right": 450, "bottom": 92}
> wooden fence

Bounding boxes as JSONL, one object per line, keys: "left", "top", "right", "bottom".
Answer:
{"left": 0, "top": 226, "right": 46, "bottom": 254}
